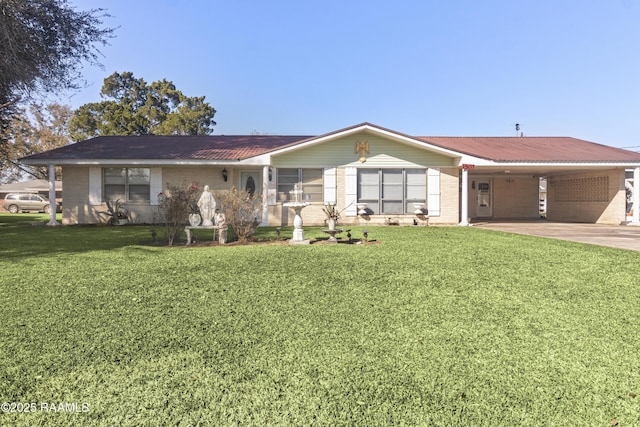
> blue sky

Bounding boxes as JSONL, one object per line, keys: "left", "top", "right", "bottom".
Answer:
{"left": 66, "top": 0, "right": 640, "bottom": 148}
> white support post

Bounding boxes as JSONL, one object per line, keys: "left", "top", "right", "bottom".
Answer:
{"left": 261, "top": 165, "right": 270, "bottom": 226}
{"left": 48, "top": 164, "right": 59, "bottom": 226}
{"left": 459, "top": 167, "right": 469, "bottom": 226}
{"left": 633, "top": 167, "right": 640, "bottom": 224}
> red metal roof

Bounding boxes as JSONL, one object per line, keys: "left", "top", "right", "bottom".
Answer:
{"left": 20, "top": 124, "right": 640, "bottom": 164}
{"left": 23, "top": 135, "right": 312, "bottom": 162}
{"left": 416, "top": 136, "right": 640, "bottom": 162}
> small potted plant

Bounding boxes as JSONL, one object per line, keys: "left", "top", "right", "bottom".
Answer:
{"left": 103, "top": 199, "right": 129, "bottom": 225}
{"left": 322, "top": 203, "right": 342, "bottom": 231}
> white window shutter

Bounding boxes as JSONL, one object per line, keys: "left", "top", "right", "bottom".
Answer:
{"left": 344, "top": 167, "right": 357, "bottom": 216}
{"left": 150, "top": 168, "right": 162, "bottom": 205}
{"left": 88, "top": 167, "right": 102, "bottom": 205}
{"left": 323, "top": 167, "right": 336, "bottom": 204}
{"left": 427, "top": 168, "right": 440, "bottom": 216}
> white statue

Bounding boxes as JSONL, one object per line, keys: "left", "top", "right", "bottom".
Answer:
{"left": 197, "top": 185, "right": 216, "bottom": 226}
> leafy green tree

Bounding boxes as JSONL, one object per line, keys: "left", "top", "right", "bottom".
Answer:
{"left": 69, "top": 71, "right": 217, "bottom": 141}
{"left": 0, "top": 103, "right": 72, "bottom": 183}
{"left": 0, "top": 0, "right": 113, "bottom": 128}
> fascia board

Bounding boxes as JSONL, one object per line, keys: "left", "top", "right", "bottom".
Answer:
{"left": 237, "top": 155, "right": 271, "bottom": 165}
{"left": 454, "top": 156, "right": 640, "bottom": 168}
{"left": 478, "top": 161, "right": 640, "bottom": 168}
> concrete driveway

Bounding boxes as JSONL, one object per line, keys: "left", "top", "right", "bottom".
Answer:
{"left": 472, "top": 220, "right": 640, "bottom": 251}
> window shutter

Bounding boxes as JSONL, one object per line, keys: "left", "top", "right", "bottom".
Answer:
{"left": 427, "top": 168, "right": 440, "bottom": 216}
{"left": 344, "top": 167, "right": 357, "bottom": 216}
{"left": 323, "top": 168, "right": 336, "bottom": 204}
{"left": 88, "top": 167, "right": 102, "bottom": 205}
{"left": 150, "top": 168, "right": 162, "bottom": 205}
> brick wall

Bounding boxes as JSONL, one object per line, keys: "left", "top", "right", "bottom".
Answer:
{"left": 547, "top": 169, "right": 625, "bottom": 224}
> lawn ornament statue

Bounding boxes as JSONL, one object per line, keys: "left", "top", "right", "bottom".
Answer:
{"left": 197, "top": 185, "right": 216, "bottom": 226}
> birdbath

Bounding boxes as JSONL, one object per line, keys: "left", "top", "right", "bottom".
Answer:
{"left": 320, "top": 227, "right": 344, "bottom": 243}
{"left": 283, "top": 183, "right": 310, "bottom": 244}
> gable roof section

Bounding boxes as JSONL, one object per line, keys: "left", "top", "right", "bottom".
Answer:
{"left": 22, "top": 134, "right": 312, "bottom": 163}
{"left": 263, "top": 122, "right": 465, "bottom": 160}
{"left": 417, "top": 136, "right": 640, "bottom": 162}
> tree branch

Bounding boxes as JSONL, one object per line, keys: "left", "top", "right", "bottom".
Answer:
{"left": 0, "top": 97, "right": 21, "bottom": 111}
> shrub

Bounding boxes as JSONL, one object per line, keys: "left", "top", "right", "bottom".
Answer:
{"left": 216, "top": 187, "right": 263, "bottom": 241}
{"left": 157, "top": 182, "right": 199, "bottom": 245}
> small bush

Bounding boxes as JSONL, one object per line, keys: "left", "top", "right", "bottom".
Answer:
{"left": 216, "top": 187, "right": 263, "bottom": 241}
{"left": 157, "top": 182, "right": 199, "bottom": 245}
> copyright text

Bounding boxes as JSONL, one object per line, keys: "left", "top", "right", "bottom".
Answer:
{"left": 1, "top": 402, "right": 89, "bottom": 413}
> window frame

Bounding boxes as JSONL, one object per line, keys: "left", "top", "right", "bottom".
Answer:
{"left": 357, "top": 168, "right": 427, "bottom": 215}
{"left": 276, "top": 168, "right": 323, "bottom": 202}
{"left": 103, "top": 167, "right": 151, "bottom": 203}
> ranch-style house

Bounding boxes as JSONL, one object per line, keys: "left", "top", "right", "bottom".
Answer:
{"left": 20, "top": 122, "right": 640, "bottom": 227}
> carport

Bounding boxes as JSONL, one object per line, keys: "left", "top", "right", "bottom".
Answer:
{"left": 419, "top": 136, "right": 640, "bottom": 225}
{"left": 461, "top": 163, "right": 632, "bottom": 224}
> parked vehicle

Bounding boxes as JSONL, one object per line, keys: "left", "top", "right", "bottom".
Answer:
{"left": 2, "top": 193, "right": 59, "bottom": 214}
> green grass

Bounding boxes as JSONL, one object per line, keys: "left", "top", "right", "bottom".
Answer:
{"left": 0, "top": 212, "right": 62, "bottom": 226}
{"left": 1, "top": 214, "right": 639, "bottom": 425}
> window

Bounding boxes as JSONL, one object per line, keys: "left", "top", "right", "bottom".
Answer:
{"left": 103, "top": 168, "right": 150, "bottom": 202}
{"left": 276, "top": 168, "right": 323, "bottom": 202}
{"left": 357, "top": 169, "right": 426, "bottom": 214}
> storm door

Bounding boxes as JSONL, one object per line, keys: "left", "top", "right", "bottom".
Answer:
{"left": 476, "top": 180, "right": 493, "bottom": 217}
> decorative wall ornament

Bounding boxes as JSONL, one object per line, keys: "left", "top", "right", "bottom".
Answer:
{"left": 355, "top": 140, "right": 370, "bottom": 163}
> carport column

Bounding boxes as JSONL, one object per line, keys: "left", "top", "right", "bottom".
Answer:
{"left": 633, "top": 167, "right": 640, "bottom": 224}
{"left": 261, "top": 165, "right": 270, "bottom": 226}
{"left": 47, "top": 164, "right": 58, "bottom": 226}
{"left": 459, "top": 167, "right": 469, "bottom": 226}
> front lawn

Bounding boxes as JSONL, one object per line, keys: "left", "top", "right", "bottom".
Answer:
{"left": 1, "top": 218, "right": 639, "bottom": 426}
{"left": 0, "top": 212, "right": 61, "bottom": 226}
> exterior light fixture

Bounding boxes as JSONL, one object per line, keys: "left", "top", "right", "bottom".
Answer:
{"left": 363, "top": 229, "right": 369, "bottom": 242}
{"left": 222, "top": 168, "right": 228, "bottom": 182}
{"left": 269, "top": 166, "right": 273, "bottom": 182}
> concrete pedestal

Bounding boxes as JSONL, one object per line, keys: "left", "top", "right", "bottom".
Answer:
{"left": 185, "top": 226, "right": 228, "bottom": 245}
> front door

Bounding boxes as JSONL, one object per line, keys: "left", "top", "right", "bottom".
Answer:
{"left": 240, "top": 171, "right": 261, "bottom": 197}
{"left": 476, "top": 180, "right": 493, "bottom": 217}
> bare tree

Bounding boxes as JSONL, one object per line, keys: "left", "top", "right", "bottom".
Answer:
{"left": 0, "top": 103, "right": 73, "bottom": 183}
